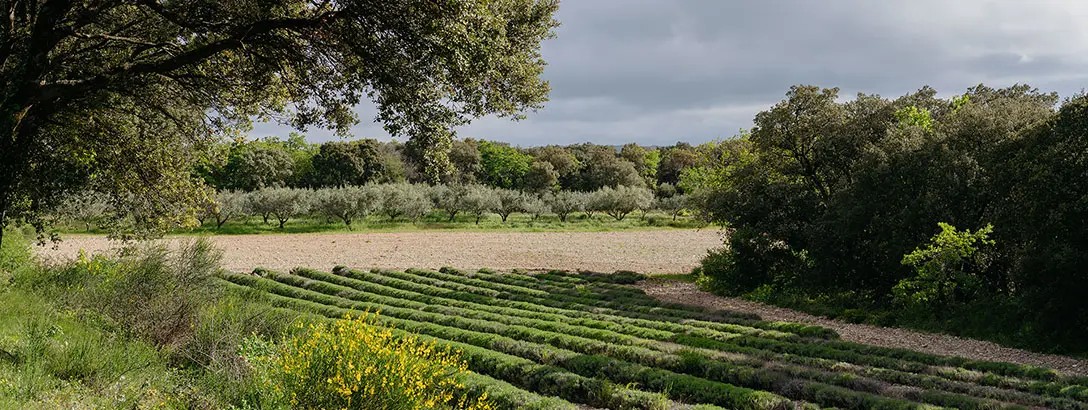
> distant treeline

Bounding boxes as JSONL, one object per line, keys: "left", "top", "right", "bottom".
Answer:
{"left": 193, "top": 135, "right": 708, "bottom": 195}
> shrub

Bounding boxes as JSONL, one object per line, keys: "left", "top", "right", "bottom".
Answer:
{"left": 24, "top": 239, "right": 222, "bottom": 348}
{"left": 378, "top": 183, "right": 432, "bottom": 221}
{"left": 242, "top": 313, "right": 492, "bottom": 410}
{"left": 893, "top": 223, "right": 994, "bottom": 312}
{"left": 545, "top": 191, "right": 583, "bottom": 222}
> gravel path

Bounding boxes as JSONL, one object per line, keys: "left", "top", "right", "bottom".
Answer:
{"left": 36, "top": 230, "right": 722, "bottom": 274}
{"left": 637, "top": 280, "right": 1088, "bottom": 376}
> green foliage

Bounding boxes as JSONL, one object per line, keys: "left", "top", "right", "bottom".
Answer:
{"left": 594, "top": 186, "right": 654, "bottom": 221}
{"left": 523, "top": 161, "right": 561, "bottom": 193}
{"left": 0, "top": 0, "right": 559, "bottom": 247}
{"left": 479, "top": 141, "right": 535, "bottom": 189}
{"left": 893, "top": 223, "right": 994, "bottom": 310}
{"left": 692, "top": 84, "right": 1086, "bottom": 353}
{"left": 894, "top": 105, "right": 935, "bottom": 131}
{"left": 223, "top": 143, "right": 296, "bottom": 190}
{"left": 378, "top": 183, "right": 433, "bottom": 221}
{"left": 544, "top": 191, "right": 585, "bottom": 222}
{"left": 242, "top": 313, "right": 493, "bottom": 410}
{"left": 309, "top": 140, "right": 387, "bottom": 188}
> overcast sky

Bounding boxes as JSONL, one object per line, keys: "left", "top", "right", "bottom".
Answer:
{"left": 253, "top": 1, "right": 1088, "bottom": 147}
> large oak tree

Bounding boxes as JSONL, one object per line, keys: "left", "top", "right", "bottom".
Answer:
{"left": 0, "top": 0, "right": 558, "bottom": 246}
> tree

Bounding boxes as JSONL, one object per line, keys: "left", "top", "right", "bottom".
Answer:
{"left": 210, "top": 190, "right": 249, "bottom": 229}
{"left": 657, "top": 144, "right": 700, "bottom": 187}
{"left": 378, "top": 183, "right": 431, "bottom": 221}
{"left": 460, "top": 185, "right": 501, "bottom": 225}
{"left": 657, "top": 194, "right": 687, "bottom": 221}
{"left": 429, "top": 184, "right": 466, "bottom": 222}
{"left": 0, "top": 0, "right": 558, "bottom": 249}
{"left": 533, "top": 145, "right": 581, "bottom": 189}
{"left": 579, "top": 146, "right": 643, "bottom": 190}
{"left": 313, "top": 186, "right": 378, "bottom": 227}
{"left": 894, "top": 223, "right": 994, "bottom": 312}
{"left": 223, "top": 143, "right": 296, "bottom": 190}
{"left": 545, "top": 191, "right": 583, "bottom": 223}
{"left": 596, "top": 186, "right": 653, "bottom": 221}
{"left": 522, "top": 196, "right": 550, "bottom": 222}
{"left": 447, "top": 139, "right": 482, "bottom": 184}
{"left": 621, "top": 143, "right": 660, "bottom": 188}
{"left": 310, "top": 140, "right": 385, "bottom": 188}
{"left": 258, "top": 187, "right": 311, "bottom": 229}
{"left": 522, "top": 161, "right": 560, "bottom": 194}
{"left": 494, "top": 189, "right": 527, "bottom": 223}
{"left": 478, "top": 141, "right": 533, "bottom": 189}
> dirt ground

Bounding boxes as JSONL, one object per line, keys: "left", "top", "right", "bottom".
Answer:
{"left": 35, "top": 229, "right": 723, "bottom": 274}
{"left": 638, "top": 280, "right": 1088, "bottom": 377}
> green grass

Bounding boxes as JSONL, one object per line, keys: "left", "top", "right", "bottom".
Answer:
{"left": 55, "top": 211, "right": 704, "bottom": 235}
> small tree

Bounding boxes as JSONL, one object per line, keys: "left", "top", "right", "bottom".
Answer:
{"left": 459, "top": 185, "right": 501, "bottom": 225}
{"left": 597, "top": 186, "right": 653, "bottom": 221}
{"left": 246, "top": 190, "right": 277, "bottom": 225}
{"left": 656, "top": 194, "right": 687, "bottom": 221}
{"left": 429, "top": 184, "right": 470, "bottom": 222}
{"left": 258, "top": 187, "right": 311, "bottom": 229}
{"left": 584, "top": 190, "right": 607, "bottom": 219}
{"left": 55, "top": 190, "right": 109, "bottom": 232}
{"left": 313, "top": 187, "right": 376, "bottom": 228}
{"left": 893, "top": 223, "right": 995, "bottom": 312}
{"left": 379, "top": 184, "right": 432, "bottom": 221}
{"left": 522, "top": 196, "right": 550, "bottom": 222}
{"left": 545, "top": 191, "right": 583, "bottom": 223}
{"left": 211, "top": 190, "right": 249, "bottom": 229}
{"left": 494, "top": 189, "right": 527, "bottom": 223}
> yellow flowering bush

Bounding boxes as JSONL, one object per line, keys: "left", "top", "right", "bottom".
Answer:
{"left": 243, "top": 312, "right": 492, "bottom": 410}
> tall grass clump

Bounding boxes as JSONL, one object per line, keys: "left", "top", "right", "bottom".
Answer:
{"left": 243, "top": 312, "right": 493, "bottom": 410}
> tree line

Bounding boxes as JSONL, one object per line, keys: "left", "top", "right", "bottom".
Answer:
{"left": 59, "top": 184, "right": 689, "bottom": 232}
{"left": 193, "top": 134, "right": 707, "bottom": 196}
{"left": 690, "top": 84, "right": 1088, "bottom": 353}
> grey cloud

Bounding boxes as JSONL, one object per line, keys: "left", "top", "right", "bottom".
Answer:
{"left": 258, "top": 1, "right": 1088, "bottom": 146}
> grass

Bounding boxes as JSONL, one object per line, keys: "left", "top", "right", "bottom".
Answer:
{"left": 54, "top": 211, "right": 705, "bottom": 236}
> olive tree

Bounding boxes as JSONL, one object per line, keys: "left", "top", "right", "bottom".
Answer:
{"left": 546, "top": 191, "right": 584, "bottom": 222}
{"left": 378, "top": 183, "right": 431, "bottom": 221}
{"left": 522, "top": 196, "right": 551, "bottom": 222}
{"left": 429, "top": 184, "right": 470, "bottom": 222}
{"left": 460, "top": 185, "right": 501, "bottom": 225}
{"left": 258, "top": 188, "right": 311, "bottom": 229}
{"left": 656, "top": 194, "right": 688, "bottom": 221}
{"left": 313, "top": 186, "right": 379, "bottom": 227}
{"left": 596, "top": 186, "right": 653, "bottom": 221}
{"left": 210, "top": 190, "right": 249, "bottom": 229}
{"left": 494, "top": 189, "right": 527, "bottom": 223}
{"left": 0, "top": 0, "right": 558, "bottom": 249}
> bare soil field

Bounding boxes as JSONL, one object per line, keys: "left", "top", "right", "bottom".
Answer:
{"left": 36, "top": 229, "right": 723, "bottom": 274}
{"left": 639, "top": 280, "right": 1088, "bottom": 376}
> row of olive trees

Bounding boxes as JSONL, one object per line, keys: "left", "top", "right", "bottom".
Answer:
{"left": 58, "top": 184, "right": 693, "bottom": 230}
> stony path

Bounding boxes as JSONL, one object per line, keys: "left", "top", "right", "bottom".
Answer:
{"left": 637, "top": 280, "right": 1088, "bottom": 376}
{"left": 36, "top": 230, "right": 722, "bottom": 274}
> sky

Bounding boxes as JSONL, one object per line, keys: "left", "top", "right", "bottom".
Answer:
{"left": 252, "top": 1, "right": 1088, "bottom": 147}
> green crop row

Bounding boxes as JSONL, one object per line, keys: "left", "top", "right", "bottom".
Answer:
{"left": 226, "top": 272, "right": 991, "bottom": 409}
{"left": 228, "top": 278, "right": 785, "bottom": 410}
{"left": 321, "top": 268, "right": 1084, "bottom": 407}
